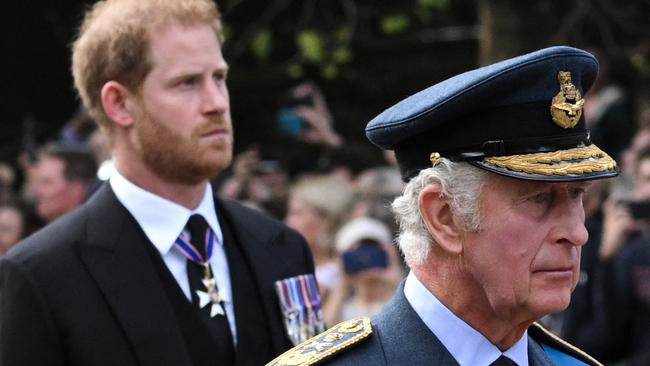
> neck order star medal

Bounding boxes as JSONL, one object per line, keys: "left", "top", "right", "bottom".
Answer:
{"left": 196, "top": 264, "right": 226, "bottom": 317}
{"left": 550, "top": 70, "right": 585, "bottom": 128}
{"left": 174, "top": 225, "right": 227, "bottom": 318}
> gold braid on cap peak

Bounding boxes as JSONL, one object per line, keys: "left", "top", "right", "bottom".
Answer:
{"left": 483, "top": 145, "right": 617, "bottom": 176}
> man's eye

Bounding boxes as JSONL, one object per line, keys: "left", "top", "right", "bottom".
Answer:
{"left": 569, "top": 188, "right": 586, "bottom": 199}
{"left": 179, "top": 78, "right": 198, "bottom": 87}
{"left": 213, "top": 72, "right": 227, "bottom": 82}
{"left": 528, "top": 192, "right": 552, "bottom": 204}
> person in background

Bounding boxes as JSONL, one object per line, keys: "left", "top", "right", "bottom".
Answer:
{"left": 351, "top": 166, "right": 404, "bottom": 233}
{"left": 269, "top": 46, "right": 616, "bottom": 366}
{"left": 0, "top": 1, "right": 316, "bottom": 365}
{"left": 88, "top": 128, "right": 116, "bottom": 181}
{"left": 272, "top": 82, "right": 344, "bottom": 178}
{"left": 581, "top": 144, "right": 650, "bottom": 365}
{"left": 58, "top": 103, "right": 97, "bottom": 147}
{"left": 583, "top": 48, "right": 636, "bottom": 164}
{"left": 325, "top": 144, "right": 386, "bottom": 184}
{"left": 31, "top": 143, "right": 98, "bottom": 223}
{"left": 323, "top": 216, "right": 402, "bottom": 325}
{"left": 603, "top": 96, "right": 650, "bottom": 201}
{"left": 285, "top": 174, "right": 354, "bottom": 305}
{"left": 218, "top": 146, "right": 290, "bottom": 219}
{"left": 0, "top": 163, "right": 16, "bottom": 202}
{"left": 286, "top": 81, "right": 342, "bottom": 149}
{"left": 0, "top": 201, "right": 26, "bottom": 256}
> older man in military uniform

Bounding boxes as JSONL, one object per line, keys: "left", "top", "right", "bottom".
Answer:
{"left": 268, "top": 46, "right": 616, "bottom": 366}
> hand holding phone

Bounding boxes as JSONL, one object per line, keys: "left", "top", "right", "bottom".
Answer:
{"left": 342, "top": 240, "right": 388, "bottom": 274}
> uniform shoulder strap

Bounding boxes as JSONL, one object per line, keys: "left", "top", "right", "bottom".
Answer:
{"left": 266, "top": 317, "right": 372, "bottom": 366}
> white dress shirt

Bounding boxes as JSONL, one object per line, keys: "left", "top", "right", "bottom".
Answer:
{"left": 404, "top": 271, "right": 528, "bottom": 366}
{"left": 110, "top": 171, "right": 237, "bottom": 342}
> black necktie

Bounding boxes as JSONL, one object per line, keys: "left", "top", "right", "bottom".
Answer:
{"left": 490, "top": 355, "right": 516, "bottom": 366}
{"left": 185, "top": 214, "right": 235, "bottom": 364}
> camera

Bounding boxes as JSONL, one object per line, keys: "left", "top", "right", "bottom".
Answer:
{"left": 342, "top": 239, "right": 388, "bottom": 274}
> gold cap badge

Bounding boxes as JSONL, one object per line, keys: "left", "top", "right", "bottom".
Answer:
{"left": 550, "top": 71, "right": 585, "bottom": 128}
{"left": 430, "top": 152, "right": 441, "bottom": 166}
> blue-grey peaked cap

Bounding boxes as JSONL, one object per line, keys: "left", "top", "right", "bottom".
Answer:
{"left": 366, "top": 46, "right": 619, "bottom": 182}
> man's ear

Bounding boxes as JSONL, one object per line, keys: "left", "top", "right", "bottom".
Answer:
{"left": 101, "top": 81, "right": 136, "bottom": 127}
{"left": 418, "top": 183, "right": 464, "bottom": 255}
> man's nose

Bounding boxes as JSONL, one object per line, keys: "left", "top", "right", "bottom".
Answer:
{"left": 550, "top": 199, "right": 588, "bottom": 247}
{"left": 201, "top": 80, "right": 229, "bottom": 114}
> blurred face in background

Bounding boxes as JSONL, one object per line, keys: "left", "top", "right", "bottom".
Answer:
{"left": 0, "top": 206, "right": 24, "bottom": 255}
{"left": 32, "top": 156, "right": 86, "bottom": 222}
{"left": 635, "top": 157, "right": 650, "bottom": 199}
{"left": 285, "top": 196, "right": 328, "bottom": 255}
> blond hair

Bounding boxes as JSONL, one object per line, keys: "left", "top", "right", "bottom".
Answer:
{"left": 290, "top": 175, "right": 354, "bottom": 224}
{"left": 71, "top": 0, "right": 223, "bottom": 137}
{"left": 290, "top": 175, "right": 355, "bottom": 253}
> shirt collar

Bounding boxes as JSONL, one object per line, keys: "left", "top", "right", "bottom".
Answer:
{"left": 109, "top": 170, "right": 223, "bottom": 255}
{"left": 404, "top": 271, "right": 528, "bottom": 366}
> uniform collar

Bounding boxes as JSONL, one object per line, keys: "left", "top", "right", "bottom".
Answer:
{"left": 404, "top": 271, "right": 529, "bottom": 366}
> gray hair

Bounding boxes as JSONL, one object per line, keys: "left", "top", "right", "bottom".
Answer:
{"left": 391, "top": 159, "right": 487, "bottom": 265}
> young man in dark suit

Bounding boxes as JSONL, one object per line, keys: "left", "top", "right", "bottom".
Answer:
{"left": 0, "top": 1, "right": 317, "bottom": 365}
{"left": 269, "top": 47, "right": 617, "bottom": 366}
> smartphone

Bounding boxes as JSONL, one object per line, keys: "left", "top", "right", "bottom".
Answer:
{"left": 276, "top": 109, "right": 305, "bottom": 136}
{"left": 276, "top": 95, "right": 313, "bottom": 136}
{"left": 342, "top": 240, "right": 388, "bottom": 274}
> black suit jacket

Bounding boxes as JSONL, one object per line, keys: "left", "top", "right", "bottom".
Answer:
{"left": 0, "top": 184, "right": 314, "bottom": 366}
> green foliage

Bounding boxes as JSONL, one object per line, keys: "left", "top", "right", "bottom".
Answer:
{"left": 334, "top": 26, "right": 351, "bottom": 43}
{"left": 418, "top": 0, "right": 449, "bottom": 9}
{"left": 297, "top": 30, "right": 324, "bottom": 63}
{"left": 295, "top": 28, "right": 353, "bottom": 79}
{"left": 332, "top": 46, "right": 352, "bottom": 64}
{"left": 222, "top": 0, "right": 475, "bottom": 81}
{"left": 381, "top": 14, "right": 410, "bottom": 35}
{"left": 631, "top": 52, "right": 650, "bottom": 80}
{"left": 287, "top": 62, "right": 304, "bottom": 79}
{"left": 251, "top": 29, "right": 272, "bottom": 62}
{"left": 321, "top": 63, "right": 338, "bottom": 79}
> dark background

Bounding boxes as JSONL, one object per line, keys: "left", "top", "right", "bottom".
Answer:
{"left": 2, "top": 0, "right": 649, "bottom": 166}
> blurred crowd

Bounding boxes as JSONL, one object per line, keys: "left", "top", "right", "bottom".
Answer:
{"left": 2, "top": 70, "right": 650, "bottom": 364}
{"left": 0, "top": 81, "right": 406, "bottom": 327}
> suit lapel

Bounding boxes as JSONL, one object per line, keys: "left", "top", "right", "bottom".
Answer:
{"left": 373, "top": 282, "right": 460, "bottom": 366}
{"left": 76, "top": 184, "right": 193, "bottom": 366}
{"left": 216, "top": 198, "right": 300, "bottom": 353}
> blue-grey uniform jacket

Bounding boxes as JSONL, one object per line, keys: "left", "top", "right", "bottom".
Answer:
{"left": 268, "top": 282, "right": 602, "bottom": 366}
